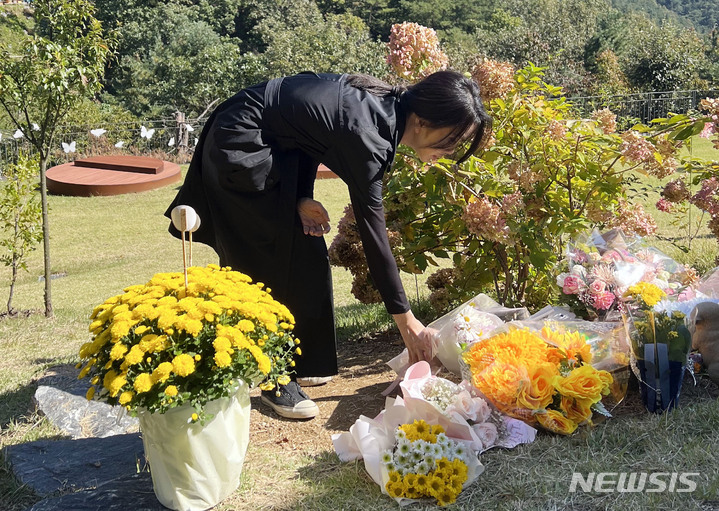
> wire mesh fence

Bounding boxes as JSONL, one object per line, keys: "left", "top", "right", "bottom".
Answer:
{"left": 566, "top": 89, "right": 719, "bottom": 124}
{"left": 0, "top": 116, "right": 207, "bottom": 178}
{"left": 2, "top": 87, "right": 719, "bottom": 178}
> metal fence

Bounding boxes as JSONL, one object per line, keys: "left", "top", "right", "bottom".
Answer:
{"left": 2, "top": 87, "right": 719, "bottom": 177}
{"left": 566, "top": 89, "right": 719, "bottom": 124}
{"left": 0, "top": 116, "right": 207, "bottom": 178}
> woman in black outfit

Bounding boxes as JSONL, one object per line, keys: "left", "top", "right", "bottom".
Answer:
{"left": 166, "top": 70, "right": 492, "bottom": 419}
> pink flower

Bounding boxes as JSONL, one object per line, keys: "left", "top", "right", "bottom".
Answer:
{"left": 700, "top": 122, "right": 714, "bottom": 139}
{"left": 592, "top": 291, "right": 615, "bottom": 310}
{"left": 446, "top": 390, "right": 488, "bottom": 422}
{"left": 656, "top": 198, "right": 674, "bottom": 212}
{"left": 572, "top": 250, "right": 588, "bottom": 264}
{"left": 562, "top": 275, "right": 584, "bottom": 295}
{"left": 588, "top": 280, "right": 606, "bottom": 295}
{"left": 472, "top": 422, "right": 498, "bottom": 450}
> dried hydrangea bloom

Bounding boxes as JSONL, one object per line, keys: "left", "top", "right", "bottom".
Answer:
{"left": 690, "top": 177, "right": 719, "bottom": 216}
{"left": 700, "top": 97, "right": 719, "bottom": 116}
{"left": 387, "top": 22, "right": 448, "bottom": 81}
{"left": 619, "top": 130, "right": 655, "bottom": 163}
{"left": 471, "top": 59, "right": 515, "bottom": 103}
{"left": 591, "top": 108, "right": 617, "bottom": 134}
{"left": 463, "top": 197, "right": 511, "bottom": 244}
{"left": 661, "top": 178, "right": 691, "bottom": 203}
{"left": 609, "top": 199, "right": 657, "bottom": 237}
{"left": 655, "top": 198, "right": 674, "bottom": 213}
{"left": 545, "top": 120, "right": 567, "bottom": 141}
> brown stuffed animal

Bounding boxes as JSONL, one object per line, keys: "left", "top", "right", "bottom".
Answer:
{"left": 688, "top": 301, "right": 719, "bottom": 384}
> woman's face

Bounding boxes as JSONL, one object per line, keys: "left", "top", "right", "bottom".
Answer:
{"left": 412, "top": 125, "right": 457, "bottom": 164}
{"left": 401, "top": 115, "right": 461, "bottom": 164}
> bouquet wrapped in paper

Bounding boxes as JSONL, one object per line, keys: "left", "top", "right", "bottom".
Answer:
{"left": 460, "top": 321, "right": 629, "bottom": 435}
{"left": 332, "top": 362, "right": 535, "bottom": 506}
{"left": 556, "top": 229, "right": 696, "bottom": 321}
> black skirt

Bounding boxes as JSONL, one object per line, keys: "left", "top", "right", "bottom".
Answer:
{"left": 166, "top": 79, "right": 337, "bottom": 377}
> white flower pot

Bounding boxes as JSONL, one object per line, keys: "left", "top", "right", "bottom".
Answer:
{"left": 138, "top": 382, "right": 251, "bottom": 511}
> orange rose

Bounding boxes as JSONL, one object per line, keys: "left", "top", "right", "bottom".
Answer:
{"left": 517, "top": 363, "right": 557, "bottom": 410}
{"left": 536, "top": 409, "right": 578, "bottom": 435}
{"left": 560, "top": 395, "right": 594, "bottom": 424}
{"left": 553, "top": 365, "right": 604, "bottom": 403}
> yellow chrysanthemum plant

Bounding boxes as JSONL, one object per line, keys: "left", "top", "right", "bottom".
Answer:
{"left": 78, "top": 265, "right": 300, "bottom": 422}
{"left": 461, "top": 325, "right": 615, "bottom": 435}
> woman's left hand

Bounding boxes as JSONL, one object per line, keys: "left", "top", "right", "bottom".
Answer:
{"left": 297, "top": 198, "right": 331, "bottom": 236}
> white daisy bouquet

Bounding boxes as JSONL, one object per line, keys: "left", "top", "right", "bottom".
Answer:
{"left": 381, "top": 419, "right": 474, "bottom": 506}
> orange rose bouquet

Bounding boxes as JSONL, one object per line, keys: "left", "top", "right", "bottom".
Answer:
{"left": 460, "top": 324, "right": 619, "bottom": 435}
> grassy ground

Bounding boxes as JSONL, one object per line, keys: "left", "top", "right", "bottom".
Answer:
{"left": 1, "top": 146, "right": 719, "bottom": 510}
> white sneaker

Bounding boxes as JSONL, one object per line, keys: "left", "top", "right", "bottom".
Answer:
{"left": 296, "top": 376, "right": 333, "bottom": 387}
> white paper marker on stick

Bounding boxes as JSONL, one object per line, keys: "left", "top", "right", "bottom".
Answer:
{"left": 171, "top": 205, "right": 201, "bottom": 291}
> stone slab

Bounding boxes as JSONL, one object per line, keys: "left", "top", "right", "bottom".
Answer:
{"left": 2, "top": 433, "right": 145, "bottom": 497}
{"left": 27, "top": 472, "right": 168, "bottom": 511}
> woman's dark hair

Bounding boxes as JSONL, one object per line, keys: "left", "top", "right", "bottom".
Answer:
{"left": 347, "top": 71, "right": 493, "bottom": 164}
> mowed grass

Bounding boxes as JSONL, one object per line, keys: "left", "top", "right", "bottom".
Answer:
{"left": 1, "top": 143, "right": 719, "bottom": 510}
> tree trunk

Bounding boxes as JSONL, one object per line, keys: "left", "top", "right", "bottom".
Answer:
{"left": 39, "top": 155, "right": 53, "bottom": 318}
{"left": 7, "top": 254, "right": 17, "bottom": 314}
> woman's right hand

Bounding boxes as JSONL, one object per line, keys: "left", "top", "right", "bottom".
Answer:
{"left": 392, "top": 310, "right": 434, "bottom": 364}
{"left": 297, "top": 198, "right": 331, "bottom": 236}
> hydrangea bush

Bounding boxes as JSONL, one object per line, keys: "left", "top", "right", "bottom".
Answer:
{"left": 382, "top": 60, "right": 715, "bottom": 309}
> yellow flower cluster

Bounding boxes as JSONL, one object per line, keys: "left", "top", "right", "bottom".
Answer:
{"left": 625, "top": 281, "right": 666, "bottom": 308}
{"left": 383, "top": 420, "right": 469, "bottom": 507}
{"left": 462, "top": 327, "right": 613, "bottom": 435}
{"left": 78, "top": 265, "right": 298, "bottom": 420}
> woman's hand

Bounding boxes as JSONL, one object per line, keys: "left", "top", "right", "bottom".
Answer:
{"left": 392, "top": 310, "right": 434, "bottom": 365}
{"left": 297, "top": 198, "right": 331, "bottom": 236}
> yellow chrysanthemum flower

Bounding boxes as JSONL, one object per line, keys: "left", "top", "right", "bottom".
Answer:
{"left": 109, "top": 343, "right": 129, "bottom": 361}
{"left": 86, "top": 387, "right": 96, "bottom": 400}
{"left": 133, "top": 373, "right": 154, "bottom": 394}
{"left": 214, "top": 351, "right": 232, "bottom": 368}
{"left": 152, "top": 362, "right": 174, "bottom": 383}
{"left": 164, "top": 385, "right": 178, "bottom": 397}
{"left": 124, "top": 345, "right": 145, "bottom": 366}
{"left": 118, "top": 391, "right": 134, "bottom": 405}
{"left": 172, "top": 354, "right": 195, "bottom": 377}
{"left": 213, "top": 336, "right": 232, "bottom": 353}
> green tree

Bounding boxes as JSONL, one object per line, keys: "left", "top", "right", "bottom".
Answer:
{"left": 473, "top": 0, "right": 610, "bottom": 94}
{"left": 108, "top": 5, "right": 244, "bottom": 117}
{"left": 0, "top": 152, "right": 42, "bottom": 315}
{"left": 0, "top": 0, "right": 112, "bottom": 317}
{"left": 621, "top": 19, "right": 709, "bottom": 91}
{"left": 257, "top": 5, "right": 388, "bottom": 78}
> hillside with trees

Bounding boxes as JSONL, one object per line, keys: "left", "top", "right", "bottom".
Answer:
{"left": 0, "top": 0, "right": 718, "bottom": 122}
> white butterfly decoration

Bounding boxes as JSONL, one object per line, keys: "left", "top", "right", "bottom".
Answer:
{"left": 168, "top": 137, "right": 175, "bottom": 147}
{"left": 62, "top": 141, "right": 76, "bottom": 154}
{"left": 115, "top": 140, "right": 125, "bottom": 148}
{"left": 90, "top": 128, "right": 107, "bottom": 137}
{"left": 193, "top": 137, "right": 199, "bottom": 147}
{"left": 32, "top": 123, "right": 40, "bottom": 131}
{"left": 140, "top": 125, "right": 155, "bottom": 140}
{"left": 13, "top": 129, "right": 24, "bottom": 139}
{"left": 185, "top": 123, "right": 195, "bottom": 132}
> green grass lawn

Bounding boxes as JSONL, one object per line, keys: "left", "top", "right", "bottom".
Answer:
{"left": 2, "top": 150, "right": 719, "bottom": 510}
